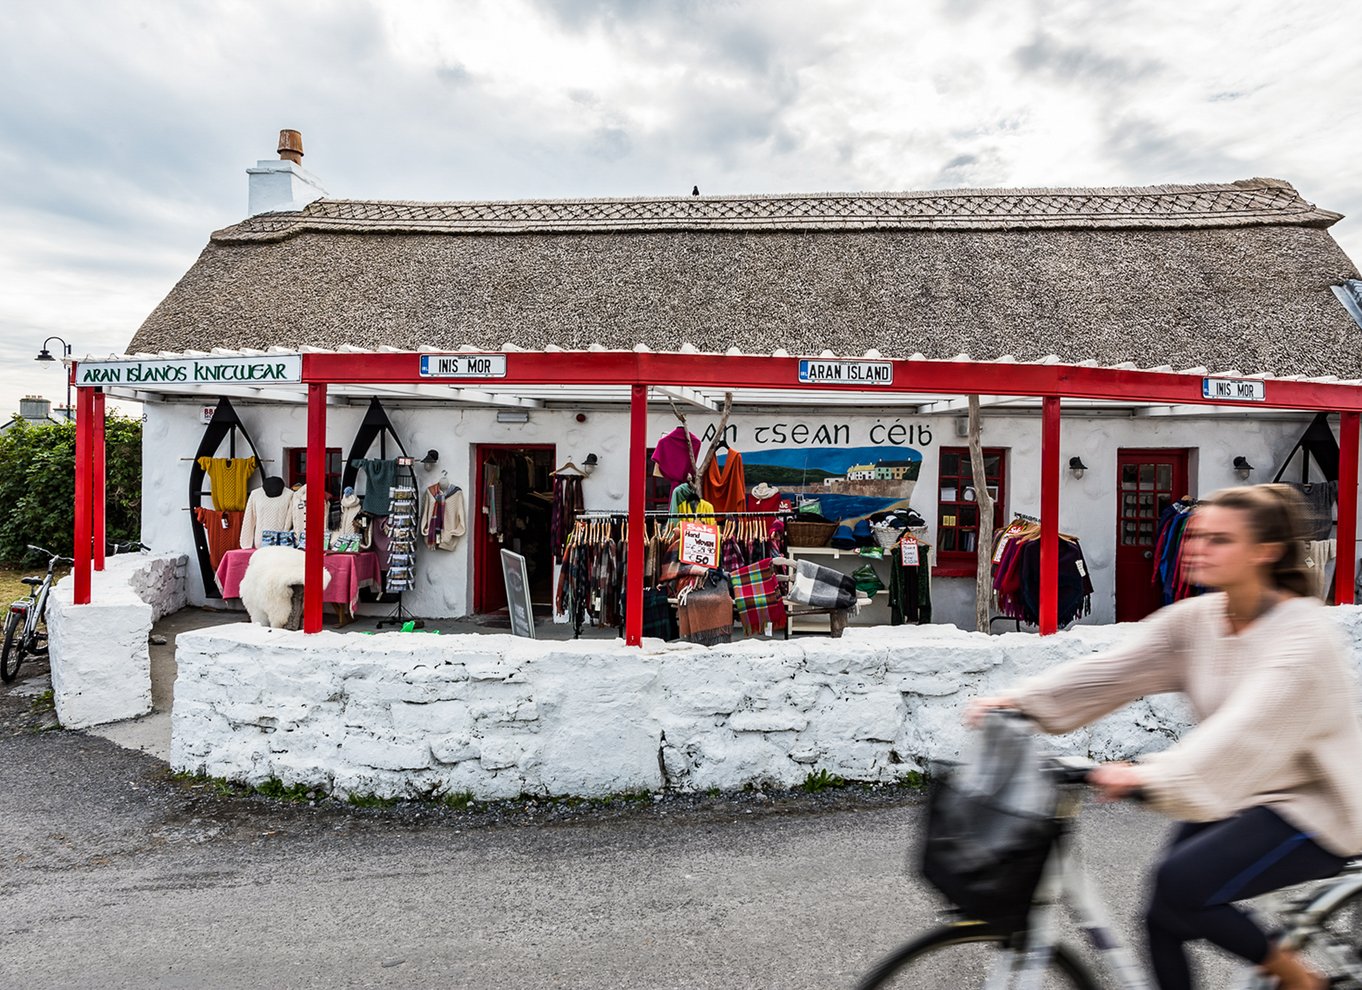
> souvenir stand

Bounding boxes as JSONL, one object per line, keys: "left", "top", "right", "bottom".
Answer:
{"left": 65, "top": 350, "right": 1362, "bottom": 644}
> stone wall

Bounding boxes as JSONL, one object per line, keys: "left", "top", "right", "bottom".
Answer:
{"left": 48, "top": 553, "right": 188, "bottom": 729}
{"left": 168, "top": 606, "right": 1362, "bottom": 800}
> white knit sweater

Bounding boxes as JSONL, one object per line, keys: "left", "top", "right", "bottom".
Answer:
{"left": 239, "top": 488, "right": 296, "bottom": 549}
{"left": 1013, "top": 593, "right": 1362, "bottom": 855}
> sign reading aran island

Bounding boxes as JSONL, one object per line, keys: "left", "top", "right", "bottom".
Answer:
{"left": 419, "top": 353, "right": 508, "bottom": 378}
{"left": 1201, "top": 377, "right": 1266, "bottom": 402}
{"left": 75, "top": 355, "right": 302, "bottom": 387}
{"left": 797, "top": 359, "right": 894, "bottom": 386}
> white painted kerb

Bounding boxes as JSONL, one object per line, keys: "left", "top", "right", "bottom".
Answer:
{"left": 47, "top": 553, "right": 187, "bottom": 729}
{"left": 169, "top": 608, "right": 1362, "bottom": 800}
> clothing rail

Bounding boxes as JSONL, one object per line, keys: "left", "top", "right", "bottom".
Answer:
{"left": 180, "top": 456, "right": 275, "bottom": 462}
{"left": 573, "top": 509, "right": 794, "bottom": 519}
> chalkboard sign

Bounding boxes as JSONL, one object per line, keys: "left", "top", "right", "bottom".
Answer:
{"left": 500, "top": 549, "right": 536, "bottom": 639}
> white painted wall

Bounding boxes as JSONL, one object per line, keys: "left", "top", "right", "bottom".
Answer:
{"left": 142, "top": 399, "right": 1326, "bottom": 626}
{"left": 170, "top": 606, "right": 1362, "bottom": 800}
{"left": 47, "top": 552, "right": 187, "bottom": 729}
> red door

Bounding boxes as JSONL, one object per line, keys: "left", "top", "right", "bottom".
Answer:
{"left": 473, "top": 443, "right": 556, "bottom": 614}
{"left": 1115, "top": 449, "right": 1189, "bottom": 622}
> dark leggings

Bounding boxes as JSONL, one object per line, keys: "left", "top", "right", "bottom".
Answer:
{"left": 1145, "top": 805, "right": 1348, "bottom": 990}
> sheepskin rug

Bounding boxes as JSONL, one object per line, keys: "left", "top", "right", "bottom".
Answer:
{"left": 239, "top": 547, "right": 331, "bottom": 629}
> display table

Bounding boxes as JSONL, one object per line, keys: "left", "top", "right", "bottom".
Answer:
{"left": 215, "top": 548, "right": 381, "bottom": 621}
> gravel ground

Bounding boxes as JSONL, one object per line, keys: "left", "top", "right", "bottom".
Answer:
{"left": 0, "top": 680, "right": 1244, "bottom": 990}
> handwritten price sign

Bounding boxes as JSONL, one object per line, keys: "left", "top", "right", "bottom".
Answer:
{"left": 679, "top": 522, "right": 721, "bottom": 568}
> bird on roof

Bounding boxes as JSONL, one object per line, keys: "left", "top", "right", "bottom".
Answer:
{"left": 692, "top": 185, "right": 700, "bottom": 196}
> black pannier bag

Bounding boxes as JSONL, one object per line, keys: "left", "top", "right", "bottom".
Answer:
{"left": 920, "top": 712, "right": 1062, "bottom": 934}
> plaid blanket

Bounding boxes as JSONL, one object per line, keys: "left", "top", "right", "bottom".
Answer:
{"left": 729, "top": 558, "right": 787, "bottom": 635}
{"left": 678, "top": 581, "right": 733, "bottom": 646}
{"left": 787, "top": 559, "right": 858, "bottom": 611}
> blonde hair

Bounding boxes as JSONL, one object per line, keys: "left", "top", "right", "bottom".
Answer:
{"left": 1199, "top": 484, "right": 1312, "bottom": 597}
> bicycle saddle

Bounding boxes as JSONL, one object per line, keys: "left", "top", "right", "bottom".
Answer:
{"left": 20, "top": 577, "right": 42, "bottom": 586}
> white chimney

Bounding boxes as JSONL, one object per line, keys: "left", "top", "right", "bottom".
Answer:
{"left": 247, "top": 129, "right": 327, "bottom": 217}
{"left": 19, "top": 396, "right": 51, "bottom": 421}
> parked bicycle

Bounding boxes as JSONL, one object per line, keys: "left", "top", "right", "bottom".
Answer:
{"left": 855, "top": 753, "right": 1362, "bottom": 988}
{"left": 2, "top": 545, "right": 73, "bottom": 684}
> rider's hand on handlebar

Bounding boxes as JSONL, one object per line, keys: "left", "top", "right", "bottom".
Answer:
{"left": 964, "top": 696, "right": 1019, "bottom": 728}
{"left": 1088, "top": 761, "right": 1147, "bottom": 803}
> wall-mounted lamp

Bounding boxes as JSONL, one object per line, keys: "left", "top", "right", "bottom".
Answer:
{"left": 1232, "top": 455, "right": 1254, "bottom": 482}
{"left": 496, "top": 409, "right": 530, "bottom": 424}
{"left": 1068, "top": 456, "right": 1088, "bottom": 480}
{"left": 582, "top": 452, "right": 599, "bottom": 474}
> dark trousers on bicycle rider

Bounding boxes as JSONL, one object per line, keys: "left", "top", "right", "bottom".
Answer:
{"left": 1145, "top": 804, "right": 1347, "bottom": 990}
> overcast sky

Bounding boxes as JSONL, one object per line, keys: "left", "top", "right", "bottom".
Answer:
{"left": 2, "top": 0, "right": 1358, "bottom": 416}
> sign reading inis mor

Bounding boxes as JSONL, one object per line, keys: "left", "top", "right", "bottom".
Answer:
{"left": 76, "top": 355, "right": 303, "bottom": 387}
{"left": 419, "top": 353, "right": 508, "bottom": 378}
{"left": 798, "top": 359, "right": 893, "bottom": 386}
{"left": 1201, "top": 377, "right": 1266, "bottom": 402}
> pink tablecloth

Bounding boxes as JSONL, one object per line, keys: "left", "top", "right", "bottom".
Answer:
{"left": 215, "top": 549, "right": 381, "bottom": 612}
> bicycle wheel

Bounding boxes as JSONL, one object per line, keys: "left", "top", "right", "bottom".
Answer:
{"left": 1302, "top": 883, "right": 1362, "bottom": 983}
{"left": 856, "top": 922, "right": 1100, "bottom": 990}
{"left": 1, "top": 612, "right": 24, "bottom": 683}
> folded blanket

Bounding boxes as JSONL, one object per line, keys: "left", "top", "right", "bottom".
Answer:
{"left": 787, "top": 559, "right": 858, "bottom": 611}
{"left": 678, "top": 580, "right": 734, "bottom": 646}
{"left": 729, "top": 558, "right": 786, "bottom": 635}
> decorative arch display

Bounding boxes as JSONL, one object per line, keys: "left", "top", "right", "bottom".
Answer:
{"left": 189, "top": 397, "right": 262, "bottom": 599}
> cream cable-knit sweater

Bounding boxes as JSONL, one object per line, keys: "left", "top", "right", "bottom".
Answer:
{"left": 1013, "top": 593, "right": 1362, "bottom": 855}
{"left": 239, "top": 488, "right": 295, "bottom": 549}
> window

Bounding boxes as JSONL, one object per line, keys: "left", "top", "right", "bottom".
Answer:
{"left": 643, "top": 447, "right": 676, "bottom": 512}
{"left": 936, "top": 447, "right": 1007, "bottom": 572}
{"left": 284, "top": 447, "right": 343, "bottom": 499}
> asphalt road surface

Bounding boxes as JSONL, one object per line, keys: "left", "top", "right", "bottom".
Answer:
{"left": 1, "top": 696, "right": 1240, "bottom": 989}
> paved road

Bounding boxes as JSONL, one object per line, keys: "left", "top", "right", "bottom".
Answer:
{"left": 1, "top": 695, "right": 1237, "bottom": 989}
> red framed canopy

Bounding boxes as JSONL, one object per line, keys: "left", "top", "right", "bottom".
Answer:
{"left": 69, "top": 348, "right": 1362, "bottom": 641}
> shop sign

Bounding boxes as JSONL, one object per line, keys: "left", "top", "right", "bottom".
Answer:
{"left": 419, "top": 353, "right": 508, "bottom": 378}
{"left": 797, "top": 360, "right": 893, "bottom": 386}
{"left": 679, "top": 522, "right": 721, "bottom": 568}
{"left": 75, "top": 355, "right": 303, "bottom": 387}
{"left": 1201, "top": 377, "right": 1265, "bottom": 402}
{"left": 500, "top": 549, "right": 536, "bottom": 639}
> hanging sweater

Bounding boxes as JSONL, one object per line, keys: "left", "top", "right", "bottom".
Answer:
{"left": 703, "top": 450, "right": 746, "bottom": 514}
{"left": 337, "top": 493, "right": 363, "bottom": 536}
{"left": 239, "top": 488, "right": 296, "bottom": 549}
{"left": 197, "top": 456, "right": 257, "bottom": 511}
{"left": 1011, "top": 593, "right": 1362, "bottom": 856}
{"left": 288, "top": 485, "right": 328, "bottom": 539}
{"left": 420, "top": 484, "right": 468, "bottom": 551}
{"left": 351, "top": 458, "right": 398, "bottom": 515}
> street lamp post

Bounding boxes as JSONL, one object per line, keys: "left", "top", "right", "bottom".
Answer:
{"left": 35, "top": 336, "right": 73, "bottom": 421}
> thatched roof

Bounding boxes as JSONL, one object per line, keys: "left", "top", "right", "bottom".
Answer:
{"left": 129, "top": 177, "right": 1362, "bottom": 378}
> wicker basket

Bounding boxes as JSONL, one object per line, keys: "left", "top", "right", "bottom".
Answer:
{"left": 872, "top": 526, "right": 902, "bottom": 549}
{"left": 786, "top": 519, "right": 838, "bottom": 547}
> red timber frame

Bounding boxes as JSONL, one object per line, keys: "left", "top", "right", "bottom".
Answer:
{"left": 68, "top": 351, "right": 1362, "bottom": 638}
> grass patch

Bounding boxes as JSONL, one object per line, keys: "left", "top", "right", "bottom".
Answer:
{"left": 441, "top": 790, "right": 476, "bottom": 811}
{"left": 29, "top": 689, "right": 55, "bottom": 716}
{"left": 255, "top": 778, "right": 316, "bottom": 803}
{"left": 801, "top": 769, "right": 847, "bottom": 793}
{"left": 346, "top": 792, "right": 400, "bottom": 809}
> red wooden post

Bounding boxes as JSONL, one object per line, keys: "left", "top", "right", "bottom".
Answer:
{"left": 304, "top": 383, "right": 327, "bottom": 633}
{"left": 1336, "top": 411, "right": 1359, "bottom": 605}
{"left": 625, "top": 383, "right": 647, "bottom": 646}
{"left": 1040, "top": 396, "right": 1061, "bottom": 634}
{"left": 73, "top": 386, "right": 94, "bottom": 604}
{"left": 92, "top": 389, "right": 106, "bottom": 571}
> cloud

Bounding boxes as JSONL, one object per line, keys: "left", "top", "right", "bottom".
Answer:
{"left": 0, "top": 0, "right": 1359, "bottom": 416}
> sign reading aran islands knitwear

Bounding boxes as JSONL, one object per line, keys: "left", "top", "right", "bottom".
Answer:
{"left": 76, "top": 355, "right": 303, "bottom": 387}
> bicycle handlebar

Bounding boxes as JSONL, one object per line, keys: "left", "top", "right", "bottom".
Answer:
{"left": 26, "top": 545, "right": 74, "bottom": 565}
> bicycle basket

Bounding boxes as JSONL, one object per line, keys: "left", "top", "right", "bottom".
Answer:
{"left": 919, "top": 713, "right": 1062, "bottom": 934}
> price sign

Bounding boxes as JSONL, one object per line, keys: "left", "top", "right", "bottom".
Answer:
{"left": 679, "top": 522, "right": 721, "bottom": 568}
{"left": 900, "top": 536, "right": 920, "bottom": 566}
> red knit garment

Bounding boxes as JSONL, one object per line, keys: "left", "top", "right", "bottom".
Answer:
{"left": 703, "top": 450, "right": 746, "bottom": 514}
{"left": 194, "top": 507, "right": 244, "bottom": 569}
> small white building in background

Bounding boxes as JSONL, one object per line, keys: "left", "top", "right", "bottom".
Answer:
{"left": 110, "top": 137, "right": 1362, "bottom": 630}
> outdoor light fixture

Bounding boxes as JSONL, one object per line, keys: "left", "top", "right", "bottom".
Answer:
{"left": 582, "top": 453, "right": 599, "bottom": 474}
{"left": 35, "top": 335, "right": 73, "bottom": 421}
{"left": 1233, "top": 455, "right": 1254, "bottom": 481}
{"left": 495, "top": 409, "right": 530, "bottom": 424}
{"left": 1068, "top": 456, "right": 1088, "bottom": 480}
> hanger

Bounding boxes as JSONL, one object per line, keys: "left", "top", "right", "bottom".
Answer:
{"left": 554, "top": 460, "right": 585, "bottom": 477}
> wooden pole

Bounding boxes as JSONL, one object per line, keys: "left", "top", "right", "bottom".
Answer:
{"left": 303, "top": 383, "right": 327, "bottom": 633}
{"left": 967, "top": 396, "right": 995, "bottom": 632}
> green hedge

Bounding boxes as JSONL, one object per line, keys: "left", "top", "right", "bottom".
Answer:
{"left": 0, "top": 416, "right": 142, "bottom": 566}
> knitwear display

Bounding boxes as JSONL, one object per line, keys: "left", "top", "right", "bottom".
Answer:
{"left": 196, "top": 456, "right": 257, "bottom": 511}
{"left": 240, "top": 488, "right": 296, "bottom": 549}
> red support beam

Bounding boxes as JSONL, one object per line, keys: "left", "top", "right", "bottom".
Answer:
{"left": 1337, "top": 412, "right": 1359, "bottom": 605}
{"left": 303, "top": 383, "right": 327, "bottom": 633}
{"left": 1039, "top": 396, "right": 1061, "bottom": 634}
{"left": 299, "top": 351, "right": 1362, "bottom": 413}
{"left": 625, "top": 383, "right": 648, "bottom": 646}
{"left": 73, "top": 386, "right": 94, "bottom": 604}
{"left": 92, "top": 389, "right": 106, "bottom": 571}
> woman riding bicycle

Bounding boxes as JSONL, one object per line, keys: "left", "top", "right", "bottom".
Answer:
{"left": 970, "top": 484, "right": 1362, "bottom": 990}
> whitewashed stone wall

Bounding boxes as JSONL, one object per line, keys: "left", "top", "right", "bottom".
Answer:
{"left": 48, "top": 553, "right": 187, "bottom": 729}
{"left": 169, "top": 606, "right": 1362, "bottom": 800}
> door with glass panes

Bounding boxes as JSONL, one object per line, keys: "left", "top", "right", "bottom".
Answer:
{"left": 1115, "top": 449, "right": 1189, "bottom": 622}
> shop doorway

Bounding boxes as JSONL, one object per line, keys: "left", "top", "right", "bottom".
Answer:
{"left": 1115, "top": 448, "right": 1189, "bottom": 622}
{"left": 473, "top": 444, "right": 556, "bottom": 614}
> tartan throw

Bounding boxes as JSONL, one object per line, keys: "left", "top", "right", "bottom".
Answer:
{"left": 729, "top": 559, "right": 787, "bottom": 635}
{"left": 788, "top": 559, "right": 858, "bottom": 611}
{"left": 642, "top": 588, "right": 678, "bottom": 641}
{"left": 677, "top": 580, "right": 734, "bottom": 646}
